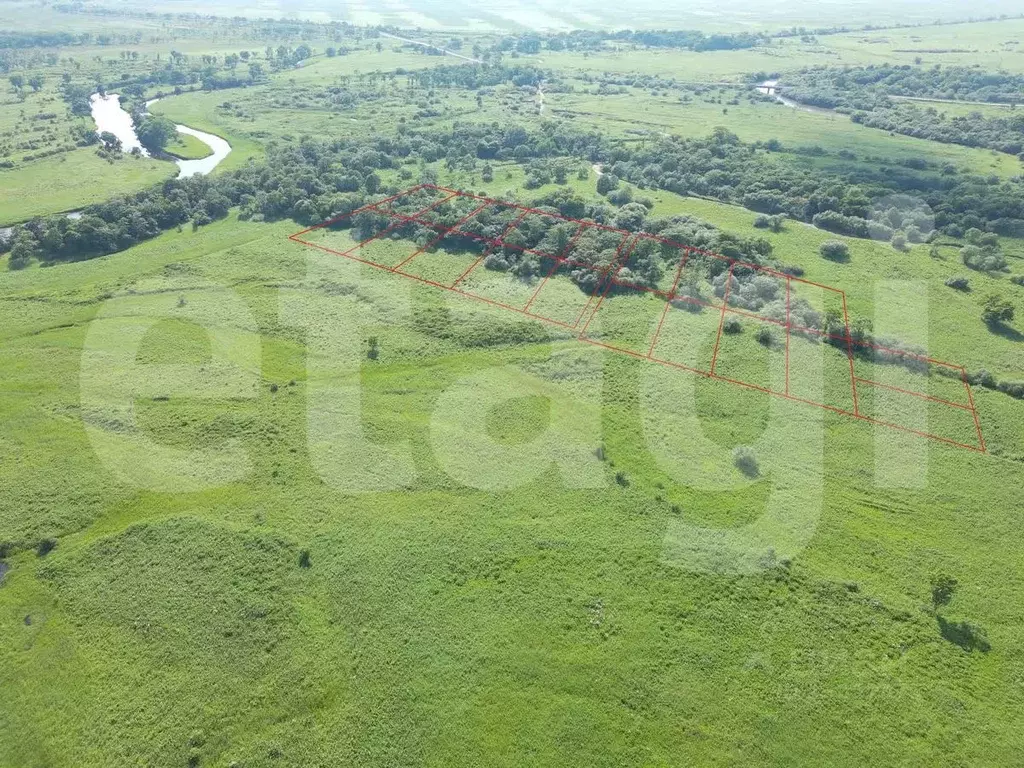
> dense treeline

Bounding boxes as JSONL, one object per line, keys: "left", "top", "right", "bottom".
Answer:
{"left": 606, "top": 129, "right": 1024, "bottom": 237}
{"left": 6, "top": 118, "right": 1024, "bottom": 262}
{"left": 513, "top": 28, "right": 768, "bottom": 54}
{"left": 851, "top": 105, "right": 1024, "bottom": 156}
{"left": 0, "top": 30, "right": 100, "bottom": 49}
{"left": 780, "top": 65, "right": 1024, "bottom": 155}
{"left": 405, "top": 63, "right": 547, "bottom": 89}
{"left": 783, "top": 64, "right": 1024, "bottom": 106}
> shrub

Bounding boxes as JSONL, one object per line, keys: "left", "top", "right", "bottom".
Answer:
{"left": 36, "top": 538, "right": 57, "bottom": 557}
{"left": 982, "top": 294, "right": 1014, "bottom": 326}
{"left": 733, "top": 446, "right": 759, "bottom": 478}
{"left": 962, "top": 245, "right": 1008, "bottom": 272}
{"left": 890, "top": 231, "right": 908, "bottom": 251}
{"left": 1011, "top": 275, "right": 1024, "bottom": 287}
{"left": 723, "top": 317, "right": 742, "bottom": 334}
{"left": 819, "top": 240, "right": 850, "bottom": 261}
{"left": 753, "top": 214, "right": 771, "bottom": 229}
{"left": 755, "top": 325, "right": 774, "bottom": 346}
{"left": 298, "top": 549, "right": 312, "bottom": 568}
{"left": 944, "top": 276, "right": 970, "bottom": 291}
{"left": 930, "top": 574, "right": 958, "bottom": 610}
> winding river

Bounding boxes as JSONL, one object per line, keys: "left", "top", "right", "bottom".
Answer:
{"left": 1, "top": 98, "right": 232, "bottom": 237}
{"left": 91, "top": 93, "right": 231, "bottom": 178}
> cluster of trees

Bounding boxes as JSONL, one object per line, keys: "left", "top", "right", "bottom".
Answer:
{"left": 780, "top": 65, "right": 1024, "bottom": 155}
{"left": 960, "top": 228, "right": 1008, "bottom": 272}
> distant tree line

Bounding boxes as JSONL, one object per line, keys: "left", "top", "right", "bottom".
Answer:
{"left": 507, "top": 28, "right": 769, "bottom": 54}
{"left": 6, "top": 117, "right": 1024, "bottom": 260}
{"left": 783, "top": 64, "right": 1024, "bottom": 106}
{"left": 779, "top": 64, "right": 1024, "bottom": 155}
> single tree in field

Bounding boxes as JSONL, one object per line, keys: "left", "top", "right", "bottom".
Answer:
{"left": 28, "top": 75, "right": 44, "bottom": 92}
{"left": 930, "top": 574, "right": 957, "bottom": 611}
{"left": 9, "top": 74, "right": 24, "bottom": 90}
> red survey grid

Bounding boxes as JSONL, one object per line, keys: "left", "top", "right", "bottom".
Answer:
{"left": 289, "top": 184, "right": 986, "bottom": 453}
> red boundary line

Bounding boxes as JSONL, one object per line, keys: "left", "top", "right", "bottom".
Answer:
{"left": 854, "top": 377, "right": 974, "bottom": 411}
{"left": 709, "top": 263, "right": 736, "bottom": 375}
{"left": 962, "top": 366, "right": 987, "bottom": 452}
{"left": 785, "top": 276, "right": 791, "bottom": 396}
{"left": 290, "top": 185, "right": 987, "bottom": 454}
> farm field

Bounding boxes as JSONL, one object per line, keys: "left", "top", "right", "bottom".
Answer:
{"left": 3, "top": 4, "right": 1024, "bottom": 766}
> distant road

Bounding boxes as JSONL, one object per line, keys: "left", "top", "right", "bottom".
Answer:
{"left": 378, "top": 31, "right": 483, "bottom": 64}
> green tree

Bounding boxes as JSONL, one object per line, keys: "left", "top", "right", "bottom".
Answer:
{"left": 28, "top": 75, "right": 44, "bottom": 92}
{"left": 9, "top": 74, "right": 24, "bottom": 90}
{"left": 596, "top": 172, "right": 619, "bottom": 196}
{"left": 98, "top": 131, "right": 121, "bottom": 152}
{"left": 136, "top": 116, "right": 177, "bottom": 154}
{"left": 9, "top": 231, "right": 37, "bottom": 269}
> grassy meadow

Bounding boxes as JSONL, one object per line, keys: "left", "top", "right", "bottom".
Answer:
{"left": 2, "top": 197, "right": 1024, "bottom": 763}
{"left": 4, "top": 6, "right": 1024, "bottom": 766}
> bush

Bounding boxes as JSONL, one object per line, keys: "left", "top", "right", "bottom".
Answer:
{"left": 962, "top": 245, "right": 1008, "bottom": 272}
{"left": 753, "top": 214, "right": 771, "bottom": 229}
{"left": 819, "top": 240, "right": 850, "bottom": 261}
{"left": 930, "top": 573, "right": 958, "bottom": 610}
{"left": 733, "top": 446, "right": 759, "bottom": 478}
{"left": 755, "top": 325, "right": 774, "bottom": 346}
{"left": 944, "top": 276, "right": 970, "bottom": 291}
{"left": 298, "top": 549, "right": 312, "bottom": 568}
{"left": 982, "top": 294, "right": 1014, "bottom": 326}
{"left": 36, "top": 538, "right": 57, "bottom": 557}
{"left": 723, "top": 317, "right": 742, "bottom": 334}
{"left": 890, "top": 231, "right": 908, "bottom": 251}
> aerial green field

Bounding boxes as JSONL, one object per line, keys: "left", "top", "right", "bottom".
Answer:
{"left": 3, "top": 4, "right": 1024, "bottom": 766}
{"left": 3, "top": 198, "right": 1024, "bottom": 764}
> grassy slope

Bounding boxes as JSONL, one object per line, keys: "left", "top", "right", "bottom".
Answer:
{"left": 0, "top": 148, "right": 175, "bottom": 225}
{"left": 2, "top": 182, "right": 1024, "bottom": 763}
